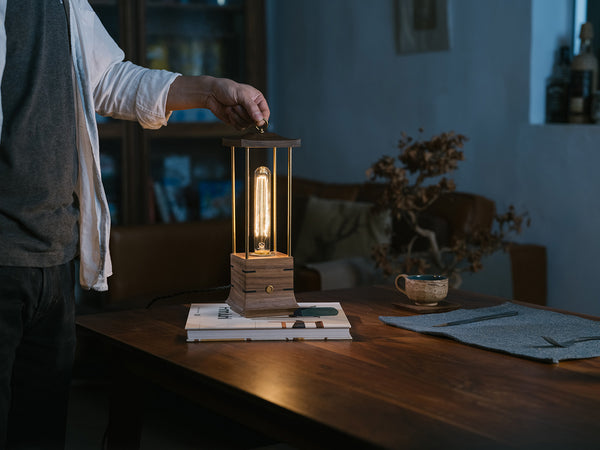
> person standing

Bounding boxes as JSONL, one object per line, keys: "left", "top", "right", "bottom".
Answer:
{"left": 0, "top": 1, "right": 270, "bottom": 448}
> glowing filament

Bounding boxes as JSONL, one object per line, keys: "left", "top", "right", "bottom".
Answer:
{"left": 253, "top": 166, "right": 271, "bottom": 255}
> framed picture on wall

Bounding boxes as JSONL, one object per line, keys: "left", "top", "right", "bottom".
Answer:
{"left": 396, "top": 0, "right": 451, "bottom": 54}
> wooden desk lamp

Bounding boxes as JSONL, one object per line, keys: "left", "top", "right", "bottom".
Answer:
{"left": 222, "top": 129, "right": 301, "bottom": 317}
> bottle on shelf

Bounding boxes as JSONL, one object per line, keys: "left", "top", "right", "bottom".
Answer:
{"left": 568, "top": 22, "right": 598, "bottom": 124}
{"left": 546, "top": 45, "right": 571, "bottom": 123}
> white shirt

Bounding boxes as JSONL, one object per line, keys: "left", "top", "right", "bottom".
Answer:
{"left": 0, "top": 0, "right": 180, "bottom": 290}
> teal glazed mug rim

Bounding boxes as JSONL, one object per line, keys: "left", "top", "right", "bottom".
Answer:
{"left": 403, "top": 274, "right": 447, "bottom": 281}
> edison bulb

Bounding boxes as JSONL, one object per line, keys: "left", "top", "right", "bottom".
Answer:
{"left": 253, "top": 166, "right": 271, "bottom": 255}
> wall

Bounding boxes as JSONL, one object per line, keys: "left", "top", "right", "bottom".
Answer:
{"left": 267, "top": 0, "right": 600, "bottom": 315}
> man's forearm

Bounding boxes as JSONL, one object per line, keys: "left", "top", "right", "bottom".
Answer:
{"left": 165, "top": 75, "right": 213, "bottom": 111}
{"left": 165, "top": 75, "right": 269, "bottom": 130}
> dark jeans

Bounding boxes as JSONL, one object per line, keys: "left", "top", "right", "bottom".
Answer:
{"left": 0, "top": 262, "right": 76, "bottom": 450}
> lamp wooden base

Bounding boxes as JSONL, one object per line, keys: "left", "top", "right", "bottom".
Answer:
{"left": 227, "top": 252, "right": 298, "bottom": 317}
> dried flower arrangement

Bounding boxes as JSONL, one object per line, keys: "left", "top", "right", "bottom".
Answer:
{"left": 366, "top": 129, "right": 529, "bottom": 288}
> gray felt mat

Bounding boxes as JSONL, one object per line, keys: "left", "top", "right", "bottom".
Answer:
{"left": 380, "top": 302, "right": 600, "bottom": 363}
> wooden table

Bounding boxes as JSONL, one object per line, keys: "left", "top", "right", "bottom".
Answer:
{"left": 76, "top": 286, "right": 600, "bottom": 449}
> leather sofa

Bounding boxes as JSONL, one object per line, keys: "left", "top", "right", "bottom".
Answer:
{"left": 79, "top": 177, "right": 546, "bottom": 312}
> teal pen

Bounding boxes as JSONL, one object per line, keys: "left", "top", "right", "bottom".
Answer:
{"left": 432, "top": 311, "right": 519, "bottom": 327}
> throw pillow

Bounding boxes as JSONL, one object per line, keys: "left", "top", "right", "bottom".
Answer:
{"left": 293, "top": 196, "right": 391, "bottom": 264}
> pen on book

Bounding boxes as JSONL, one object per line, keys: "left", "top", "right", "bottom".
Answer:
{"left": 432, "top": 311, "right": 519, "bottom": 327}
{"left": 262, "top": 306, "right": 339, "bottom": 319}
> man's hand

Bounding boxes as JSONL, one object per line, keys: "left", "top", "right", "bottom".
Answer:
{"left": 166, "top": 75, "right": 270, "bottom": 130}
{"left": 208, "top": 77, "right": 269, "bottom": 130}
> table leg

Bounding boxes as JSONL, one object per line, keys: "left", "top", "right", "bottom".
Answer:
{"left": 104, "top": 360, "right": 144, "bottom": 450}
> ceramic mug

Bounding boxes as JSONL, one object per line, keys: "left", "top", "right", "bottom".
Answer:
{"left": 394, "top": 274, "right": 448, "bottom": 306}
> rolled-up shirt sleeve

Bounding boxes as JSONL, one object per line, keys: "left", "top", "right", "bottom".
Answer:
{"left": 93, "top": 61, "right": 181, "bottom": 129}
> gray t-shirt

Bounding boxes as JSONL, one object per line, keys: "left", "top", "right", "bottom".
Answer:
{"left": 0, "top": 0, "right": 79, "bottom": 267}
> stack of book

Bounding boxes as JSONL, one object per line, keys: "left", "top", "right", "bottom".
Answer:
{"left": 185, "top": 302, "right": 352, "bottom": 342}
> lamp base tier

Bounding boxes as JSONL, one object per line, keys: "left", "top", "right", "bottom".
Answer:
{"left": 227, "top": 252, "right": 298, "bottom": 317}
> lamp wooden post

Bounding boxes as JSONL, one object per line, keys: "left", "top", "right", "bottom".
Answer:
{"left": 223, "top": 131, "right": 301, "bottom": 317}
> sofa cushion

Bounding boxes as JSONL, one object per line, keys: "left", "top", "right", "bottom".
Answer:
{"left": 293, "top": 196, "right": 391, "bottom": 264}
{"left": 304, "top": 257, "right": 391, "bottom": 291}
{"left": 106, "top": 221, "right": 231, "bottom": 308}
{"left": 274, "top": 176, "right": 364, "bottom": 254}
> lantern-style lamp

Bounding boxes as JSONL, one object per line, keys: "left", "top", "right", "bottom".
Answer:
{"left": 223, "top": 130, "right": 301, "bottom": 317}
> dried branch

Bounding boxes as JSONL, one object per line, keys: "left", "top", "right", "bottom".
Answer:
{"left": 367, "top": 129, "right": 528, "bottom": 288}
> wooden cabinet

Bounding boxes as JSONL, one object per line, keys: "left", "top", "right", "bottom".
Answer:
{"left": 89, "top": 0, "right": 266, "bottom": 225}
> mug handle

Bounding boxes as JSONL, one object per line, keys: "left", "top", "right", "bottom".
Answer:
{"left": 394, "top": 274, "right": 408, "bottom": 295}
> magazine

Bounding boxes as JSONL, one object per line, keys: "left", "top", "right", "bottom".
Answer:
{"left": 185, "top": 302, "right": 352, "bottom": 342}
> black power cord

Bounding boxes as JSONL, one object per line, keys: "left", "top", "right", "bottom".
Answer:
{"left": 145, "top": 284, "right": 232, "bottom": 309}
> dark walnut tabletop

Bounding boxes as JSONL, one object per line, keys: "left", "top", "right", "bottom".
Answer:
{"left": 76, "top": 286, "right": 600, "bottom": 450}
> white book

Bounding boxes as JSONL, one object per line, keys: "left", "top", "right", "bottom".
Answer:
{"left": 185, "top": 302, "right": 352, "bottom": 342}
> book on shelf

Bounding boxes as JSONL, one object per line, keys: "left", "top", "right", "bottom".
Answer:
{"left": 152, "top": 181, "right": 172, "bottom": 223}
{"left": 185, "top": 302, "right": 352, "bottom": 342}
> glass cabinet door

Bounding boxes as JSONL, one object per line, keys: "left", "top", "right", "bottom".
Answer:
{"left": 86, "top": 0, "right": 265, "bottom": 226}
{"left": 89, "top": 0, "right": 120, "bottom": 42}
{"left": 145, "top": 0, "right": 264, "bottom": 225}
{"left": 145, "top": 0, "right": 245, "bottom": 123}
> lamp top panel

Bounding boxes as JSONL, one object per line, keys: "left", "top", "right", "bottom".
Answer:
{"left": 222, "top": 132, "right": 301, "bottom": 148}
